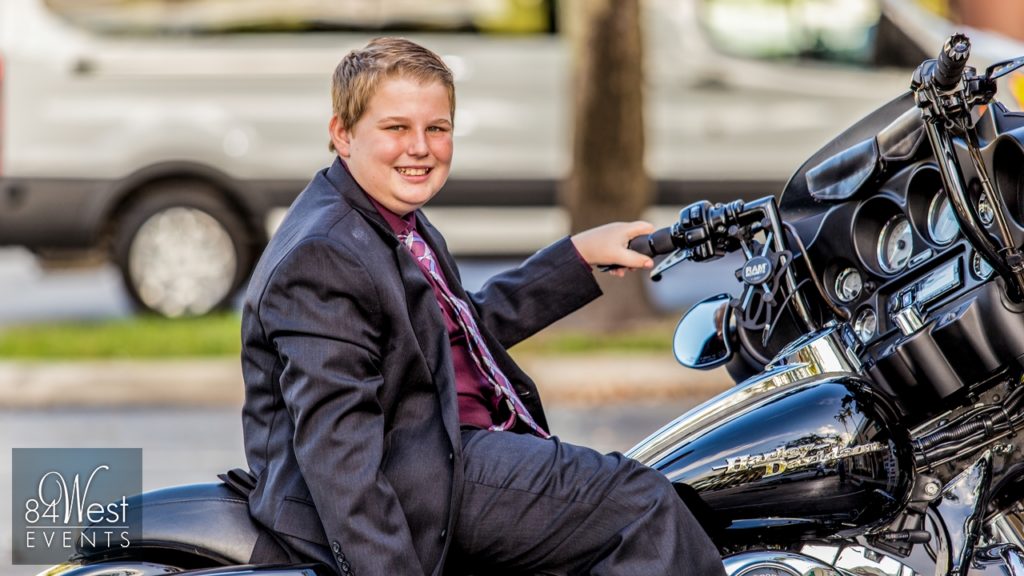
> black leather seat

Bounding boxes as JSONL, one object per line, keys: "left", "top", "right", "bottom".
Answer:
{"left": 77, "top": 482, "right": 263, "bottom": 565}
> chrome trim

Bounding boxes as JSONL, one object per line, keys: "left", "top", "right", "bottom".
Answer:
{"left": 769, "top": 323, "right": 862, "bottom": 374}
{"left": 626, "top": 363, "right": 809, "bottom": 464}
{"left": 935, "top": 450, "right": 993, "bottom": 576}
{"left": 975, "top": 544, "right": 1024, "bottom": 576}
{"left": 34, "top": 563, "right": 181, "bottom": 576}
{"left": 893, "top": 305, "right": 925, "bottom": 336}
{"left": 989, "top": 509, "right": 1024, "bottom": 551}
{"left": 724, "top": 550, "right": 854, "bottom": 576}
{"left": 628, "top": 324, "right": 861, "bottom": 465}
{"left": 853, "top": 308, "right": 877, "bottom": 343}
{"left": 1002, "top": 545, "right": 1024, "bottom": 576}
{"left": 35, "top": 564, "right": 325, "bottom": 576}
{"left": 971, "top": 250, "right": 995, "bottom": 280}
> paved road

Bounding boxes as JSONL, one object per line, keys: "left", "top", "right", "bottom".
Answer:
{"left": 0, "top": 248, "right": 742, "bottom": 325}
{"left": 0, "top": 400, "right": 701, "bottom": 574}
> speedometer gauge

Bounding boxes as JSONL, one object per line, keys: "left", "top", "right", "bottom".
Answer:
{"left": 927, "top": 192, "right": 958, "bottom": 245}
{"left": 877, "top": 215, "right": 914, "bottom": 273}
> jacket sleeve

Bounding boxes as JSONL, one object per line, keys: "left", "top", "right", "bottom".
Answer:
{"left": 468, "top": 236, "right": 602, "bottom": 348}
{"left": 258, "top": 236, "right": 423, "bottom": 576}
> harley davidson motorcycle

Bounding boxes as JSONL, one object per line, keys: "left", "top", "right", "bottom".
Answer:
{"left": 40, "top": 34, "right": 1024, "bottom": 576}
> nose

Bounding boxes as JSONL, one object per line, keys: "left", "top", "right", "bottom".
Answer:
{"left": 406, "top": 130, "right": 429, "bottom": 157}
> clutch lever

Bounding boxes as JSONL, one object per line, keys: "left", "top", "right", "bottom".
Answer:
{"left": 985, "top": 56, "right": 1024, "bottom": 82}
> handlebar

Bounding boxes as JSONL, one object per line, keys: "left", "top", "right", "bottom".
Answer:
{"left": 627, "top": 227, "right": 676, "bottom": 258}
{"left": 934, "top": 33, "right": 971, "bottom": 91}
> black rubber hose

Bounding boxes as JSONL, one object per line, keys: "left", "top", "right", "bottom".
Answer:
{"left": 934, "top": 33, "right": 971, "bottom": 90}
{"left": 915, "top": 387, "right": 1024, "bottom": 451}
{"left": 914, "top": 393, "right": 1024, "bottom": 466}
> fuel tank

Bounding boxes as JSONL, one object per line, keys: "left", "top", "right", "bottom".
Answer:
{"left": 629, "top": 325, "right": 914, "bottom": 540}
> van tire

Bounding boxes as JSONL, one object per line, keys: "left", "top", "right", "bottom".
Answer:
{"left": 113, "top": 182, "right": 252, "bottom": 317}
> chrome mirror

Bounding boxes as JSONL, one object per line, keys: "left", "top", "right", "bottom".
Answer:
{"left": 673, "top": 293, "right": 734, "bottom": 369}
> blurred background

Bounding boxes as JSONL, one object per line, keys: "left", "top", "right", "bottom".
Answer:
{"left": 2, "top": 0, "right": 1024, "bottom": 572}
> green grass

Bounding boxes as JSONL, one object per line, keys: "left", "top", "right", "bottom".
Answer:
{"left": 0, "top": 315, "right": 677, "bottom": 359}
{"left": 512, "top": 319, "right": 676, "bottom": 356}
{"left": 0, "top": 314, "right": 243, "bottom": 359}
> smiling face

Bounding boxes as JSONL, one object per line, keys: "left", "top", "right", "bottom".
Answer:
{"left": 330, "top": 76, "right": 453, "bottom": 216}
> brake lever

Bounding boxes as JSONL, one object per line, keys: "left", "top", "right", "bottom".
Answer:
{"left": 650, "top": 248, "right": 692, "bottom": 282}
{"left": 595, "top": 247, "right": 692, "bottom": 280}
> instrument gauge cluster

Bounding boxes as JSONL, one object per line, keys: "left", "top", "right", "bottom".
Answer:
{"left": 877, "top": 215, "right": 914, "bottom": 274}
{"left": 802, "top": 162, "right": 1012, "bottom": 348}
{"left": 853, "top": 308, "right": 877, "bottom": 343}
{"left": 834, "top": 268, "right": 863, "bottom": 303}
{"left": 926, "top": 192, "right": 959, "bottom": 246}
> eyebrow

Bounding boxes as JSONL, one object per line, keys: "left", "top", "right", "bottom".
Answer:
{"left": 377, "top": 116, "right": 452, "bottom": 127}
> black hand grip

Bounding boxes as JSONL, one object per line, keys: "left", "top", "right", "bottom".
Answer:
{"left": 935, "top": 33, "right": 970, "bottom": 90}
{"left": 627, "top": 226, "right": 676, "bottom": 257}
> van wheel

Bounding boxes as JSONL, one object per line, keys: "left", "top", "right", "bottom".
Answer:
{"left": 113, "top": 183, "right": 252, "bottom": 318}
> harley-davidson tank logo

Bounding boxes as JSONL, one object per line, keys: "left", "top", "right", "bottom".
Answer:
{"left": 714, "top": 440, "right": 886, "bottom": 478}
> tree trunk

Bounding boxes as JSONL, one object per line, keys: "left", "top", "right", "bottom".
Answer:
{"left": 562, "top": 0, "right": 656, "bottom": 329}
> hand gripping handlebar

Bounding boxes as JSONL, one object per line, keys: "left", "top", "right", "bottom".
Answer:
{"left": 627, "top": 226, "right": 676, "bottom": 258}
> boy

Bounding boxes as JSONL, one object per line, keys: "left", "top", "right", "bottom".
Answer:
{"left": 241, "top": 37, "right": 724, "bottom": 576}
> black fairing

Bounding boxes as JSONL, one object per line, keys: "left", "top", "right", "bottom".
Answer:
{"left": 779, "top": 91, "right": 918, "bottom": 218}
{"left": 629, "top": 373, "right": 913, "bottom": 541}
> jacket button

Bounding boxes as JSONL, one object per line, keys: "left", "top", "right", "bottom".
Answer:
{"left": 448, "top": 451, "right": 454, "bottom": 461}
{"left": 440, "top": 528, "right": 447, "bottom": 540}
{"left": 331, "top": 541, "right": 341, "bottom": 553}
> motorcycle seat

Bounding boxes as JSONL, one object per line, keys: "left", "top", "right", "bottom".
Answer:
{"left": 76, "top": 482, "right": 263, "bottom": 565}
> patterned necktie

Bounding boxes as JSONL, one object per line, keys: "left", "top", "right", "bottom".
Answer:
{"left": 399, "top": 229, "right": 549, "bottom": 438}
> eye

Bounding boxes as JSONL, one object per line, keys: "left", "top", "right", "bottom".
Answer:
{"left": 384, "top": 125, "right": 405, "bottom": 132}
{"left": 427, "top": 125, "right": 450, "bottom": 133}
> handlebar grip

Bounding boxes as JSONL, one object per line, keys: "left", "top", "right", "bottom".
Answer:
{"left": 627, "top": 227, "right": 676, "bottom": 257}
{"left": 935, "top": 33, "right": 970, "bottom": 90}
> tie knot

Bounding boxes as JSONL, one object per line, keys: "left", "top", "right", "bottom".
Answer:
{"left": 400, "top": 229, "right": 428, "bottom": 261}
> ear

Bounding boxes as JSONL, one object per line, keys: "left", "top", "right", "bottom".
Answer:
{"left": 329, "top": 115, "right": 352, "bottom": 157}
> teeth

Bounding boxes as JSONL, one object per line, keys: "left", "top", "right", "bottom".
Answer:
{"left": 397, "top": 167, "right": 428, "bottom": 176}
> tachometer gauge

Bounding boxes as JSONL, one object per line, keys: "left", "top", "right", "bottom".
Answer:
{"left": 854, "top": 308, "right": 877, "bottom": 343}
{"left": 877, "top": 215, "right": 914, "bottom": 273}
{"left": 834, "top": 268, "right": 863, "bottom": 303}
{"left": 927, "top": 192, "right": 958, "bottom": 245}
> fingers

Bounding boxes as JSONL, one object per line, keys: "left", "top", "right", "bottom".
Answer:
{"left": 620, "top": 221, "right": 655, "bottom": 269}
{"left": 623, "top": 220, "right": 656, "bottom": 239}
{"left": 572, "top": 220, "right": 659, "bottom": 273}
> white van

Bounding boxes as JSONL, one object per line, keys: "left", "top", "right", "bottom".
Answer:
{"left": 0, "top": 0, "right": 914, "bottom": 316}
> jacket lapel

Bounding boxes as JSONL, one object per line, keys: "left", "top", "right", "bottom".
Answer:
{"left": 324, "top": 160, "right": 460, "bottom": 443}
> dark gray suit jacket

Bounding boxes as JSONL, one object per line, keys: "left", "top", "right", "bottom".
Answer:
{"left": 241, "top": 159, "right": 602, "bottom": 576}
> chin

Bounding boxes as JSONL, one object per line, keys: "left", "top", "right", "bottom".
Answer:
{"left": 399, "top": 188, "right": 441, "bottom": 208}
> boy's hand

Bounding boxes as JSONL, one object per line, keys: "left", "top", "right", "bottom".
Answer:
{"left": 571, "top": 221, "right": 656, "bottom": 278}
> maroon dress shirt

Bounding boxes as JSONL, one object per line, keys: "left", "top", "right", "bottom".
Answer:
{"left": 364, "top": 195, "right": 501, "bottom": 429}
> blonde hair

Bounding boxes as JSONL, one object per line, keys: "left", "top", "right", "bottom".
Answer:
{"left": 329, "top": 37, "right": 455, "bottom": 151}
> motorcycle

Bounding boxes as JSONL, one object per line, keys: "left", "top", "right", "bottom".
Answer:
{"left": 39, "top": 34, "right": 1024, "bottom": 576}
